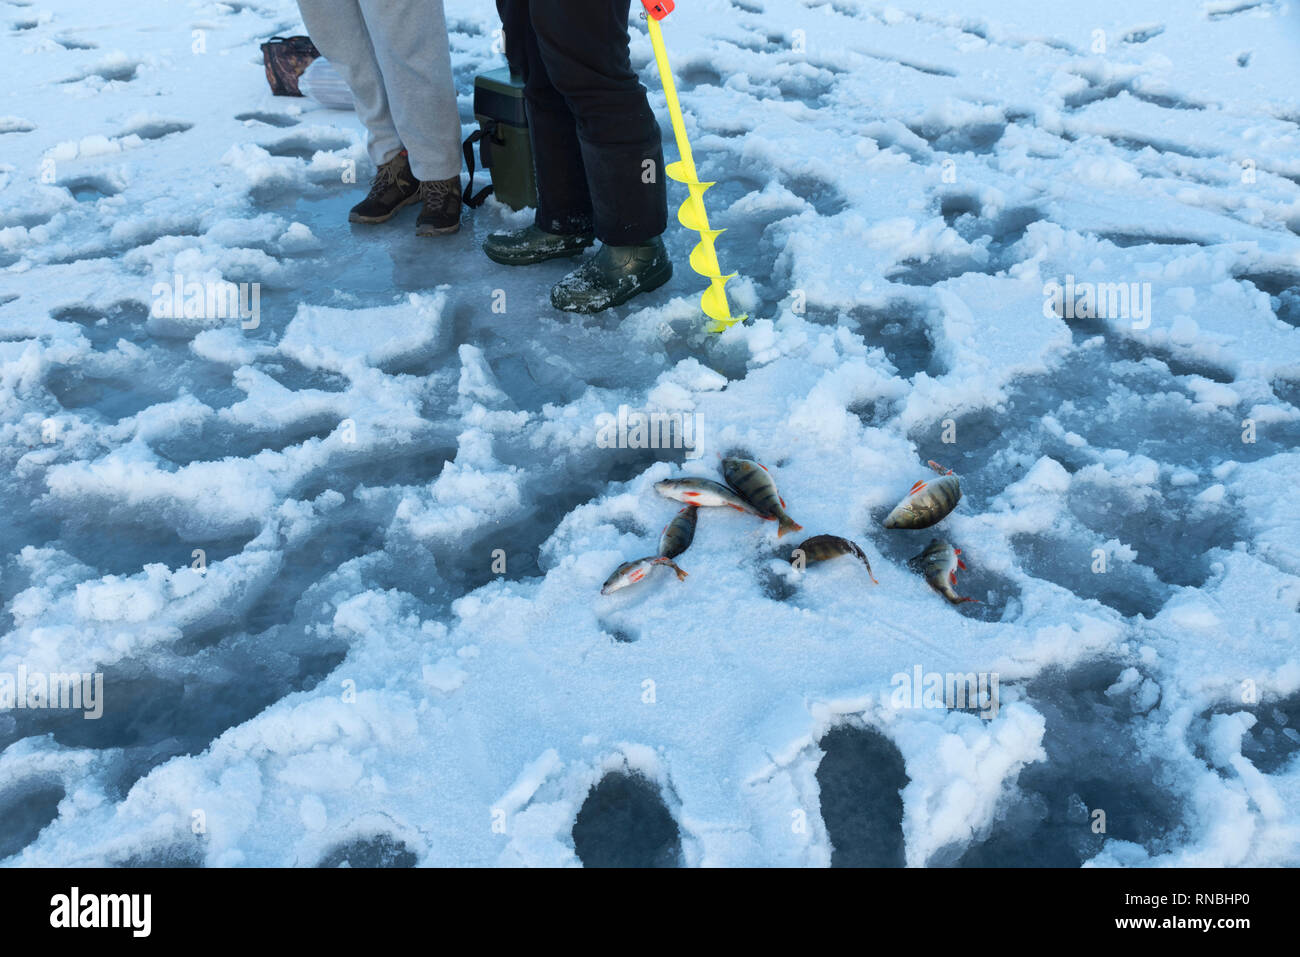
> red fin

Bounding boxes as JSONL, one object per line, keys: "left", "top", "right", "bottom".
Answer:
{"left": 957, "top": 558, "right": 967, "bottom": 570}
{"left": 629, "top": 570, "right": 644, "bottom": 583}
{"left": 683, "top": 491, "right": 699, "bottom": 500}
{"left": 928, "top": 460, "right": 953, "bottom": 475}
{"left": 759, "top": 462, "right": 769, "bottom": 472}
{"left": 779, "top": 496, "right": 786, "bottom": 508}
{"left": 949, "top": 571, "right": 957, "bottom": 585}
{"left": 729, "top": 504, "right": 746, "bottom": 512}
{"left": 910, "top": 480, "right": 926, "bottom": 494}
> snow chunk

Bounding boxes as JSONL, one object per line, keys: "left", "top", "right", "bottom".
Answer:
{"left": 279, "top": 291, "right": 447, "bottom": 373}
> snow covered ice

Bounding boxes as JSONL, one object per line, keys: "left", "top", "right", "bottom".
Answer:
{"left": 1, "top": 0, "right": 1299, "bottom": 868}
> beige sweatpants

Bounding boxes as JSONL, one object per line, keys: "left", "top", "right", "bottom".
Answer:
{"left": 296, "top": 0, "right": 462, "bottom": 181}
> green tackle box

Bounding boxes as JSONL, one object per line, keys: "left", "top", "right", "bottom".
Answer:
{"left": 468, "top": 67, "right": 538, "bottom": 211}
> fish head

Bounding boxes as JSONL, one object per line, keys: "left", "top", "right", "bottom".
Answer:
{"left": 909, "top": 538, "right": 946, "bottom": 570}
{"left": 600, "top": 560, "right": 638, "bottom": 594}
{"left": 928, "top": 545, "right": 961, "bottom": 583}
{"left": 883, "top": 502, "right": 917, "bottom": 528}
{"left": 924, "top": 538, "right": 953, "bottom": 560}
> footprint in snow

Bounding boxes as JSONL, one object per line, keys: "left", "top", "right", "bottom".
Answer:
{"left": 236, "top": 111, "right": 301, "bottom": 128}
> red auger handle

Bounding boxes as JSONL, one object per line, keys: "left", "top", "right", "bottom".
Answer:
{"left": 642, "top": 0, "right": 675, "bottom": 20}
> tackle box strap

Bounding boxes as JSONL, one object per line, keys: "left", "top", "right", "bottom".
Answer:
{"left": 461, "top": 125, "right": 497, "bottom": 209}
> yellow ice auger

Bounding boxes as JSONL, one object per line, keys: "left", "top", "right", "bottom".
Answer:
{"left": 642, "top": 0, "right": 745, "bottom": 332}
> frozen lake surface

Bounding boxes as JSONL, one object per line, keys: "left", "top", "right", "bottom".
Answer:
{"left": 0, "top": 0, "right": 1298, "bottom": 866}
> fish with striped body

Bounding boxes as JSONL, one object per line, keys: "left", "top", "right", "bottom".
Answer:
{"left": 600, "top": 556, "right": 688, "bottom": 595}
{"left": 658, "top": 505, "right": 698, "bottom": 559}
{"left": 790, "top": 534, "right": 879, "bottom": 584}
{"left": 654, "top": 478, "right": 766, "bottom": 517}
{"left": 883, "top": 460, "right": 962, "bottom": 530}
{"left": 721, "top": 457, "right": 803, "bottom": 537}
{"left": 908, "top": 538, "right": 978, "bottom": 605}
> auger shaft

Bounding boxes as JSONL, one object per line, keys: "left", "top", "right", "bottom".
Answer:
{"left": 646, "top": 15, "right": 697, "bottom": 180}
{"left": 642, "top": 3, "right": 744, "bottom": 332}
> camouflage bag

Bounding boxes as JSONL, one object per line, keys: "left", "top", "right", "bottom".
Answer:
{"left": 260, "top": 35, "right": 321, "bottom": 97}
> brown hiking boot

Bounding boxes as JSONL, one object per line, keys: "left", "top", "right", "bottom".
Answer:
{"left": 348, "top": 151, "right": 420, "bottom": 224}
{"left": 415, "top": 176, "right": 462, "bottom": 236}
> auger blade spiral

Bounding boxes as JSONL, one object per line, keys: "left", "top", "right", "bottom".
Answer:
{"left": 644, "top": 3, "right": 746, "bottom": 332}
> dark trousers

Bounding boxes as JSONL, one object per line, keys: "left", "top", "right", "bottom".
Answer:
{"left": 496, "top": 0, "right": 667, "bottom": 245}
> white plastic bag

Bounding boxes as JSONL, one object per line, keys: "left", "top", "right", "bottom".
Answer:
{"left": 300, "top": 57, "right": 355, "bottom": 111}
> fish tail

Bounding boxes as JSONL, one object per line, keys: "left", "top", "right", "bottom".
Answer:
{"left": 850, "top": 547, "right": 880, "bottom": 584}
{"left": 655, "top": 557, "right": 688, "bottom": 581}
{"left": 777, "top": 515, "right": 803, "bottom": 538}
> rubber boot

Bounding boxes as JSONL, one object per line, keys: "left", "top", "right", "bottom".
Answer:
{"left": 483, "top": 224, "right": 595, "bottom": 266}
{"left": 550, "top": 237, "right": 673, "bottom": 313}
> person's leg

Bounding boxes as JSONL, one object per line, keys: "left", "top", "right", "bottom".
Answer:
{"left": 482, "top": 0, "right": 596, "bottom": 265}
{"left": 297, "top": 0, "right": 419, "bottom": 223}
{"left": 356, "top": 0, "right": 461, "bottom": 183}
{"left": 504, "top": 0, "right": 595, "bottom": 236}
{"left": 296, "top": 0, "right": 402, "bottom": 170}
{"left": 529, "top": 0, "right": 667, "bottom": 246}
{"left": 525, "top": 0, "right": 670, "bottom": 312}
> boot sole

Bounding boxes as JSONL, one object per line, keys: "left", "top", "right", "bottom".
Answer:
{"left": 416, "top": 221, "right": 462, "bottom": 237}
{"left": 348, "top": 193, "right": 421, "bottom": 224}
{"left": 483, "top": 242, "right": 593, "bottom": 267}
